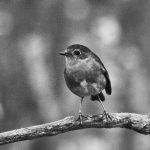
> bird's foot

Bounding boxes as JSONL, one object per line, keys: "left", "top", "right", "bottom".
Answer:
{"left": 77, "top": 113, "right": 84, "bottom": 125}
{"left": 102, "top": 110, "right": 112, "bottom": 122}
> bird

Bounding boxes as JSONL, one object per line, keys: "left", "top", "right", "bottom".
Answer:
{"left": 59, "top": 44, "right": 112, "bottom": 124}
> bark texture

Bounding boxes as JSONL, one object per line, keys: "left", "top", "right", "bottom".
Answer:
{"left": 0, "top": 113, "right": 150, "bottom": 145}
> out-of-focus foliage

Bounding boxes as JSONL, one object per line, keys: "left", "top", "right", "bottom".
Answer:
{"left": 0, "top": 0, "right": 150, "bottom": 150}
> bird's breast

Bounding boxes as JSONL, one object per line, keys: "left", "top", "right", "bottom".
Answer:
{"left": 64, "top": 65, "right": 106, "bottom": 98}
{"left": 65, "top": 77, "right": 106, "bottom": 97}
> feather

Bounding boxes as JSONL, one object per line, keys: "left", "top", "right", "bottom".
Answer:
{"left": 92, "top": 52, "right": 112, "bottom": 95}
{"left": 91, "top": 92, "right": 105, "bottom": 101}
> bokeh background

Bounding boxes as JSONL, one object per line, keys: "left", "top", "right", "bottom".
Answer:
{"left": 0, "top": 0, "right": 150, "bottom": 150}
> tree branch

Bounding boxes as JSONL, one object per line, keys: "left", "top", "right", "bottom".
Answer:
{"left": 0, "top": 113, "right": 150, "bottom": 145}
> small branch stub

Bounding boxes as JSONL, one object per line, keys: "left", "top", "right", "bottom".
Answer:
{"left": 0, "top": 113, "right": 150, "bottom": 145}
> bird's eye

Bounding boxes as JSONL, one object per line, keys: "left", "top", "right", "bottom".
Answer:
{"left": 73, "top": 49, "right": 81, "bottom": 56}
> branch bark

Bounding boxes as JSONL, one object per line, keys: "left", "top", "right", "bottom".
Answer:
{"left": 0, "top": 113, "right": 150, "bottom": 145}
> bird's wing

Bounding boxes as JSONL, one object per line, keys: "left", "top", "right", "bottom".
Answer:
{"left": 92, "top": 53, "right": 112, "bottom": 95}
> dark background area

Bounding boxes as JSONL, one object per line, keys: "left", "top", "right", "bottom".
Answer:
{"left": 0, "top": 0, "right": 150, "bottom": 150}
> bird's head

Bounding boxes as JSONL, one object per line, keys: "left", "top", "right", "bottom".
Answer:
{"left": 59, "top": 44, "right": 92, "bottom": 65}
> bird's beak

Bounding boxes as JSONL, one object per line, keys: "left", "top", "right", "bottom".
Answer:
{"left": 59, "top": 51, "right": 69, "bottom": 56}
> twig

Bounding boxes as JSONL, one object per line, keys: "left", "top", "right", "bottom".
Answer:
{"left": 0, "top": 113, "right": 150, "bottom": 145}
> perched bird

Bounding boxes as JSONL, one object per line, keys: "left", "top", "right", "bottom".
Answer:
{"left": 60, "top": 44, "right": 112, "bottom": 124}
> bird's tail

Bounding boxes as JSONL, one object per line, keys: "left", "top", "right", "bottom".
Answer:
{"left": 91, "top": 92, "right": 105, "bottom": 101}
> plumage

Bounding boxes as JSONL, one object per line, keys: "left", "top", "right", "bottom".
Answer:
{"left": 91, "top": 52, "right": 112, "bottom": 96}
{"left": 64, "top": 56, "right": 107, "bottom": 98}
{"left": 91, "top": 92, "right": 105, "bottom": 101}
{"left": 60, "top": 44, "right": 112, "bottom": 123}
{"left": 63, "top": 44, "right": 112, "bottom": 101}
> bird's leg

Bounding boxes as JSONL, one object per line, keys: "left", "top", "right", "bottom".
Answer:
{"left": 98, "top": 98, "right": 112, "bottom": 121}
{"left": 78, "top": 97, "right": 83, "bottom": 124}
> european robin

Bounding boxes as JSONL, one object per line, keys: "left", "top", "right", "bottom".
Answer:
{"left": 60, "top": 44, "right": 112, "bottom": 124}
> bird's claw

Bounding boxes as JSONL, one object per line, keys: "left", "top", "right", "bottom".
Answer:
{"left": 77, "top": 113, "right": 84, "bottom": 125}
{"left": 102, "top": 110, "right": 112, "bottom": 121}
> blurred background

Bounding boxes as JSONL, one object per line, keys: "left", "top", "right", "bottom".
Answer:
{"left": 0, "top": 0, "right": 150, "bottom": 150}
